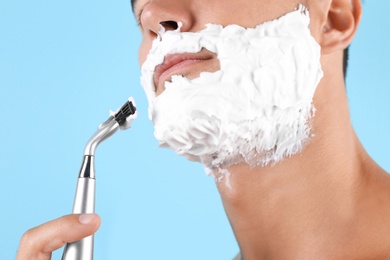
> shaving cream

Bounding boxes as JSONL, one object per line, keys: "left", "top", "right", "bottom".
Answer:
{"left": 141, "top": 5, "right": 323, "bottom": 172}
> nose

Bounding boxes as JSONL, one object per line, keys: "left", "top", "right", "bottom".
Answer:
{"left": 140, "top": 0, "right": 194, "bottom": 36}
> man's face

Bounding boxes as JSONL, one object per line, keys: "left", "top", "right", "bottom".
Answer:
{"left": 133, "top": 0, "right": 323, "bottom": 95}
{"left": 135, "top": 1, "right": 324, "bottom": 170}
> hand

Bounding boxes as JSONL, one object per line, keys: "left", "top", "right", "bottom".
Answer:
{"left": 17, "top": 214, "right": 101, "bottom": 260}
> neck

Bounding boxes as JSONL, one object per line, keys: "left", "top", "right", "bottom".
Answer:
{"left": 215, "top": 52, "right": 388, "bottom": 259}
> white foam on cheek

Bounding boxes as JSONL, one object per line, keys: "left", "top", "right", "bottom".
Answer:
{"left": 140, "top": 5, "right": 323, "bottom": 171}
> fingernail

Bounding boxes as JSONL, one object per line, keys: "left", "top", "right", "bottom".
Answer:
{"left": 79, "top": 214, "right": 96, "bottom": 224}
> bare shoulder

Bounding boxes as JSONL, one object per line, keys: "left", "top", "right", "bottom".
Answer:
{"left": 352, "top": 166, "right": 390, "bottom": 259}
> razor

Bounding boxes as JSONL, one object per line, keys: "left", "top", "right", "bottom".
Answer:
{"left": 62, "top": 98, "right": 137, "bottom": 260}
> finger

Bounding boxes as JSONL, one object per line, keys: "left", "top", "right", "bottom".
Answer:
{"left": 17, "top": 214, "right": 101, "bottom": 260}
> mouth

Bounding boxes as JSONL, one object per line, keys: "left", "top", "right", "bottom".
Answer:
{"left": 153, "top": 49, "right": 219, "bottom": 96}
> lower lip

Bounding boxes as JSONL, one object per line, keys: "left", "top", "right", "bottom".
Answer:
{"left": 156, "top": 59, "right": 207, "bottom": 90}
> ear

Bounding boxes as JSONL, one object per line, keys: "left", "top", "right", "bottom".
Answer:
{"left": 319, "top": 0, "right": 362, "bottom": 54}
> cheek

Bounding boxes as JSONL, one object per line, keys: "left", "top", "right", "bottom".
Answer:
{"left": 306, "top": 4, "right": 328, "bottom": 44}
{"left": 138, "top": 38, "right": 153, "bottom": 67}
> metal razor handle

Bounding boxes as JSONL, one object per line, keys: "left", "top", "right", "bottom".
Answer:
{"left": 62, "top": 156, "right": 96, "bottom": 260}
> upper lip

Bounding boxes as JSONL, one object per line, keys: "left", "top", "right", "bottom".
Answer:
{"left": 153, "top": 51, "right": 215, "bottom": 92}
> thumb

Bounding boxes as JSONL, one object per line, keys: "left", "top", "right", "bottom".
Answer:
{"left": 17, "top": 214, "right": 101, "bottom": 260}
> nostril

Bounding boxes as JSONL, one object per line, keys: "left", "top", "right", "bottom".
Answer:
{"left": 160, "top": 20, "right": 179, "bottom": 31}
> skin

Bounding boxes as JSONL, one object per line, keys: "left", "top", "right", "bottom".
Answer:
{"left": 18, "top": 0, "right": 390, "bottom": 259}
{"left": 17, "top": 214, "right": 100, "bottom": 260}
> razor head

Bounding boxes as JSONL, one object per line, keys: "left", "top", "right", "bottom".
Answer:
{"left": 114, "top": 100, "right": 136, "bottom": 126}
{"left": 85, "top": 97, "right": 137, "bottom": 155}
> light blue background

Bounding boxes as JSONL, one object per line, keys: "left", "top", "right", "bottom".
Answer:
{"left": 0, "top": 1, "right": 389, "bottom": 259}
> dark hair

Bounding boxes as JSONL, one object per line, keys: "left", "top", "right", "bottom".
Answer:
{"left": 343, "top": 47, "right": 349, "bottom": 79}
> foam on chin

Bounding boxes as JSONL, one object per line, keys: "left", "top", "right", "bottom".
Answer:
{"left": 141, "top": 5, "right": 323, "bottom": 172}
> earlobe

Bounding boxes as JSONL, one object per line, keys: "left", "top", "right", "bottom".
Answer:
{"left": 319, "top": 0, "right": 362, "bottom": 54}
